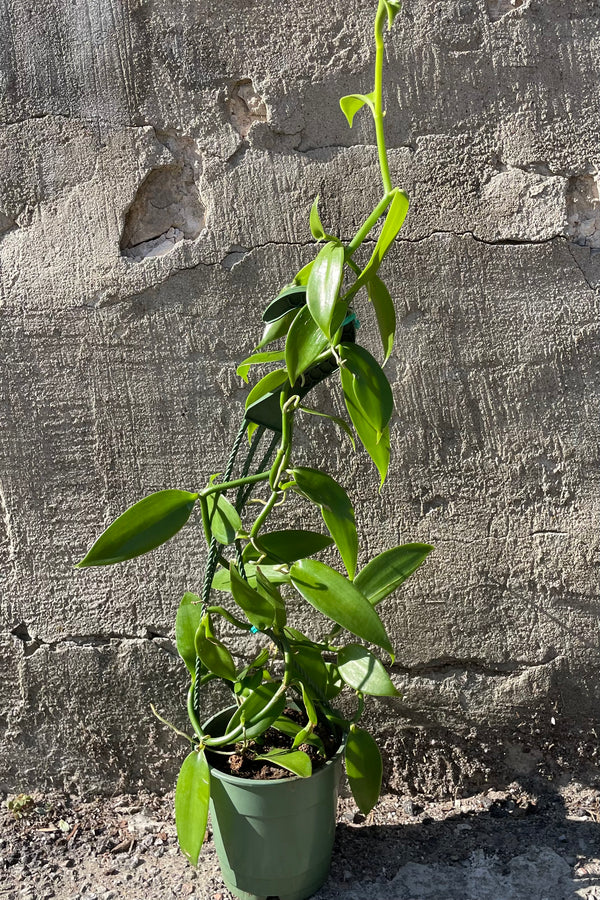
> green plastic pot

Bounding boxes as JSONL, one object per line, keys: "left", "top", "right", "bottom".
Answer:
{"left": 204, "top": 708, "right": 345, "bottom": 900}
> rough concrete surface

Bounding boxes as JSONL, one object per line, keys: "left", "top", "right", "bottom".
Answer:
{"left": 1, "top": 0, "right": 599, "bottom": 798}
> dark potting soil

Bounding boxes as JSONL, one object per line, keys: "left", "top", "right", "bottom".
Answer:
{"left": 208, "top": 707, "right": 340, "bottom": 780}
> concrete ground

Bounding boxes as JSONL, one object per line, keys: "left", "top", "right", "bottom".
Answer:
{"left": 2, "top": 781, "right": 599, "bottom": 900}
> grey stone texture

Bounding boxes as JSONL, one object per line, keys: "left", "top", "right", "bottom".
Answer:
{"left": 1, "top": 0, "right": 599, "bottom": 793}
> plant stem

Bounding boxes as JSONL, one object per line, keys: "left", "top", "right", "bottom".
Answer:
{"left": 346, "top": 191, "right": 392, "bottom": 256}
{"left": 374, "top": 0, "right": 392, "bottom": 194}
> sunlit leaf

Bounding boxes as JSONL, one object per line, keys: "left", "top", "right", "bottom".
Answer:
{"left": 290, "top": 558, "right": 393, "bottom": 655}
{"left": 345, "top": 727, "right": 382, "bottom": 815}
{"left": 291, "top": 466, "right": 358, "bottom": 578}
{"left": 205, "top": 492, "right": 242, "bottom": 545}
{"left": 253, "top": 529, "right": 334, "bottom": 564}
{"left": 229, "top": 563, "right": 276, "bottom": 629}
{"left": 353, "top": 189, "right": 409, "bottom": 291}
{"left": 384, "top": 0, "right": 402, "bottom": 29}
{"left": 175, "top": 749, "right": 210, "bottom": 866}
{"left": 195, "top": 615, "right": 236, "bottom": 682}
{"left": 339, "top": 343, "right": 393, "bottom": 438}
{"left": 245, "top": 368, "right": 288, "bottom": 411}
{"left": 306, "top": 241, "right": 345, "bottom": 338}
{"left": 262, "top": 285, "right": 306, "bottom": 323}
{"left": 368, "top": 275, "right": 396, "bottom": 363}
{"left": 294, "top": 261, "right": 314, "bottom": 285}
{"left": 354, "top": 543, "right": 434, "bottom": 606}
{"left": 175, "top": 592, "right": 203, "bottom": 675}
{"left": 310, "top": 196, "right": 326, "bottom": 241}
{"left": 285, "top": 305, "right": 330, "bottom": 385}
{"left": 337, "top": 644, "right": 399, "bottom": 696}
{"left": 237, "top": 350, "right": 285, "bottom": 383}
{"left": 226, "top": 682, "right": 286, "bottom": 739}
{"left": 255, "top": 307, "right": 302, "bottom": 350}
{"left": 254, "top": 749, "right": 312, "bottom": 778}
{"left": 339, "top": 92, "right": 376, "bottom": 128}
{"left": 76, "top": 489, "right": 199, "bottom": 567}
{"left": 341, "top": 366, "right": 390, "bottom": 486}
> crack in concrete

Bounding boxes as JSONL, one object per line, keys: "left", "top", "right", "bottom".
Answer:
{"left": 8, "top": 629, "right": 178, "bottom": 658}
{"left": 566, "top": 242, "right": 598, "bottom": 292}
{"left": 395, "top": 652, "right": 562, "bottom": 679}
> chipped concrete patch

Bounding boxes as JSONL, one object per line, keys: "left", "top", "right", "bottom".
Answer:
{"left": 566, "top": 174, "right": 600, "bottom": 248}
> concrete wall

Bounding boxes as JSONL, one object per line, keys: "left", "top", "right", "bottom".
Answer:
{"left": 1, "top": 0, "right": 599, "bottom": 795}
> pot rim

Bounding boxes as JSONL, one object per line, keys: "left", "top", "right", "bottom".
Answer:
{"left": 203, "top": 706, "right": 346, "bottom": 787}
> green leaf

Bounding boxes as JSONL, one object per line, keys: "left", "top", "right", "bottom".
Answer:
{"left": 337, "top": 644, "right": 399, "bottom": 696}
{"left": 294, "top": 261, "right": 314, "bottom": 286}
{"left": 284, "top": 305, "right": 330, "bottom": 385}
{"left": 226, "top": 682, "right": 286, "bottom": 739}
{"left": 229, "top": 563, "right": 276, "bottom": 629}
{"left": 309, "top": 196, "right": 326, "bottom": 241}
{"left": 273, "top": 715, "right": 326, "bottom": 754}
{"left": 345, "top": 727, "right": 382, "bottom": 815}
{"left": 254, "top": 568, "right": 286, "bottom": 629}
{"left": 290, "top": 644, "right": 329, "bottom": 697}
{"left": 324, "top": 662, "right": 344, "bottom": 699}
{"left": 175, "top": 749, "right": 210, "bottom": 866}
{"left": 290, "top": 559, "right": 393, "bottom": 656}
{"left": 339, "top": 92, "right": 376, "bottom": 128}
{"left": 339, "top": 343, "right": 393, "bottom": 438}
{"left": 368, "top": 275, "right": 396, "bottom": 363}
{"left": 354, "top": 189, "right": 410, "bottom": 291}
{"left": 254, "top": 749, "right": 312, "bottom": 778}
{"left": 237, "top": 350, "right": 285, "bottom": 383}
{"left": 291, "top": 467, "right": 358, "bottom": 578}
{"left": 76, "top": 489, "right": 199, "bottom": 567}
{"left": 245, "top": 368, "right": 288, "bottom": 411}
{"left": 195, "top": 615, "right": 237, "bottom": 681}
{"left": 341, "top": 366, "right": 390, "bottom": 486}
{"left": 175, "top": 592, "right": 203, "bottom": 675}
{"left": 384, "top": 0, "right": 402, "bottom": 29}
{"left": 253, "top": 529, "right": 334, "bottom": 564}
{"left": 306, "top": 241, "right": 345, "bottom": 338}
{"left": 354, "top": 543, "right": 434, "bottom": 606}
{"left": 299, "top": 405, "right": 356, "bottom": 450}
{"left": 262, "top": 285, "right": 307, "bottom": 323}
{"left": 255, "top": 307, "right": 302, "bottom": 350}
{"left": 205, "top": 492, "right": 242, "bottom": 545}
{"left": 212, "top": 562, "right": 290, "bottom": 591}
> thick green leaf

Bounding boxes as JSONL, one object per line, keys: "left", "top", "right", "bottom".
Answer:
{"left": 310, "top": 196, "right": 326, "bottom": 241}
{"left": 337, "top": 644, "right": 399, "bottom": 696}
{"left": 76, "top": 489, "right": 198, "bottom": 567}
{"left": 290, "top": 559, "right": 393, "bottom": 655}
{"left": 368, "top": 275, "right": 396, "bottom": 363}
{"left": 254, "top": 749, "right": 312, "bottom": 778}
{"left": 175, "top": 749, "right": 210, "bottom": 866}
{"left": 306, "top": 241, "right": 345, "bottom": 338}
{"left": 212, "top": 563, "right": 290, "bottom": 591}
{"left": 285, "top": 305, "right": 330, "bottom": 385}
{"left": 339, "top": 343, "right": 393, "bottom": 438}
{"left": 229, "top": 564, "right": 275, "bottom": 629}
{"left": 262, "top": 285, "right": 307, "bottom": 323}
{"left": 195, "top": 615, "right": 236, "bottom": 681}
{"left": 354, "top": 543, "right": 434, "bottom": 606}
{"left": 294, "top": 261, "right": 314, "bottom": 285}
{"left": 226, "top": 682, "right": 286, "bottom": 739}
{"left": 273, "top": 715, "right": 326, "bottom": 754}
{"left": 341, "top": 366, "right": 390, "bottom": 486}
{"left": 245, "top": 368, "right": 288, "bottom": 411}
{"left": 254, "top": 568, "right": 286, "bottom": 629}
{"left": 175, "top": 592, "right": 203, "bottom": 675}
{"left": 255, "top": 307, "right": 302, "bottom": 350}
{"left": 290, "top": 644, "right": 329, "bottom": 696}
{"left": 253, "top": 529, "right": 334, "bottom": 563}
{"left": 324, "top": 661, "right": 344, "bottom": 699}
{"left": 345, "top": 727, "right": 382, "bottom": 815}
{"left": 354, "top": 189, "right": 410, "bottom": 291}
{"left": 339, "top": 92, "right": 376, "bottom": 128}
{"left": 237, "top": 350, "right": 285, "bottom": 383}
{"left": 299, "top": 405, "right": 356, "bottom": 450}
{"left": 205, "top": 493, "right": 242, "bottom": 545}
{"left": 291, "top": 466, "right": 358, "bottom": 578}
